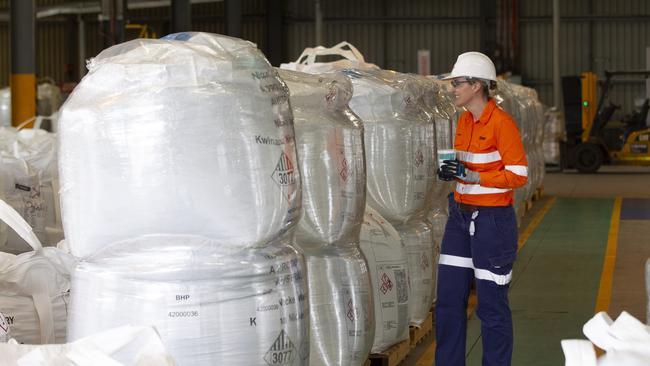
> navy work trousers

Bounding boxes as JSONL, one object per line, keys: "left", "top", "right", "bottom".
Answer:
{"left": 435, "top": 195, "right": 518, "bottom": 366}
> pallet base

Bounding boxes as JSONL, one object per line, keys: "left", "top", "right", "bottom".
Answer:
{"left": 532, "top": 186, "right": 543, "bottom": 201}
{"left": 368, "top": 339, "right": 411, "bottom": 366}
{"left": 409, "top": 312, "right": 433, "bottom": 348}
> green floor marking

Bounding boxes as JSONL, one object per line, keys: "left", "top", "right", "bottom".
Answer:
{"left": 464, "top": 198, "right": 614, "bottom": 366}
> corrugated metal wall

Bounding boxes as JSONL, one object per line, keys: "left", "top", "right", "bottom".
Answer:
{"left": 0, "top": 0, "right": 649, "bottom": 112}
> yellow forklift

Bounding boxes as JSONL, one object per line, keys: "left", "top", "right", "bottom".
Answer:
{"left": 562, "top": 70, "right": 650, "bottom": 173}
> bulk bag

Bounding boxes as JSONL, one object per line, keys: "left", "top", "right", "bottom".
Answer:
{"left": 359, "top": 206, "right": 410, "bottom": 353}
{"left": 278, "top": 69, "right": 365, "bottom": 247}
{"left": 302, "top": 245, "right": 373, "bottom": 366}
{"left": 58, "top": 32, "right": 299, "bottom": 257}
{"left": 0, "top": 200, "right": 74, "bottom": 345}
{"left": 67, "top": 234, "right": 309, "bottom": 366}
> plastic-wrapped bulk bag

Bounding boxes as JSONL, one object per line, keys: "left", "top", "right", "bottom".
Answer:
{"left": 278, "top": 69, "right": 366, "bottom": 247}
{"left": 0, "top": 199, "right": 75, "bottom": 345}
{"left": 359, "top": 206, "right": 409, "bottom": 353}
{"left": 303, "top": 245, "right": 373, "bottom": 366}
{"left": 0, "top": 127, "right": 61, "bottom": 253}
{"left": 67, "top": 234, "right": 309, "bottom": 366}
{"left": 396, "top": 219, "right": 434, "bottom": 326}
{"left": 58, "top": 32, "right": 299, "bottom": 257}
{"left": 281, "top": 45, "right": 436, "bottom": 225}
{"left": 0, "top": 88, "right": 10, "bottom": 128}
{"left": 0, "top": 325, "right": 176, "bottom": 366}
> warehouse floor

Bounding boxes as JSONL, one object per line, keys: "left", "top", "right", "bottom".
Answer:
{"left": 405, "top": 165, "right": 650, "bottom": 366}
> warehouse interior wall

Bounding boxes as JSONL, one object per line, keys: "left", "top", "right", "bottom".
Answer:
{"left": 0, "top": 0, "right": 649, "bottom": 112}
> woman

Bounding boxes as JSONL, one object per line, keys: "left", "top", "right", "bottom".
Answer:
{"left": 436, "top": 52, "right": 528, "bottom": 366}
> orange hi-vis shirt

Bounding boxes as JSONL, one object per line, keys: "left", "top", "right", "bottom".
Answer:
{"left": 453, "top": 98, "right": 528, "bottom": 206}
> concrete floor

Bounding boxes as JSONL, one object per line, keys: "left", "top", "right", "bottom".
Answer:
{"left": 403, "top": 165, "right": 650, "bottom": 366}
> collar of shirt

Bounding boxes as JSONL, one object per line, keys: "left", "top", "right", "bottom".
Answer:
{"left": 473, "top": 98, "right": 498, "bottom": 124}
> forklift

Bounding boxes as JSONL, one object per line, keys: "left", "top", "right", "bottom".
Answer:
{"left": 561, "top": 70, "right": 650, "bottom": 173}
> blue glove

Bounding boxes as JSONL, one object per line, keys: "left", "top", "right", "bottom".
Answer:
{"left": 441, "top": 159, "right": 480, "bottom": 183}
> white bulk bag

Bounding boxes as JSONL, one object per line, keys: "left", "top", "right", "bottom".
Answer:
{"left": 303, "top": 245, "right": 373, "bottom": 366}
{"left": 281, "top": 45, "right": 436, "bottom": 225}
{"left": 0, "top": 325, "right": 175, "bottom": 366}
{"left": 58, "top": 32, "right": 300, "bottom": 257}
{"left": 396, "top": 219, "right": 434, "bottom": 326}
{"left": 278, "top": 69, "right": 366, "bottom": 247}
{"left": 0, "top": 127, "right": 61, "bottom": 253}
{"left": 67, "top": 234, "right": 309, "bottom": 366}
{"left": 0, "top": 199, "right": 74, "bottom": 345}
{"left": 359, "top": 206, "right": 409, "bottom": 353}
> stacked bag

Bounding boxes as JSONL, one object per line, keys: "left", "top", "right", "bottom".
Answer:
{"left": 57, "top": 32, "right": 309, "bottom": 365}
{"left": 282, "top": 42, "right": 438, "bottom": 353}
{"left": 0, "top": 127, "right": 62, "bottom": 253}
{"left": 278, "top": 69, "right": 373, "bottom": 365}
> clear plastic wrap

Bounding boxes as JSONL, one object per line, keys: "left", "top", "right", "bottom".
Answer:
{"left": 0, "top": 127, "right": 61, "bottom": 253}
{"left": 396, "top": 219, "right": 434, "bottom": 326}
{"left": 302, "top": 244, "right": 373, "bottom": 366}
{"left": 344, "top": 69, "right": 436, "bottom": 224}
{"left": 359, "top": 206, "right": 409, "bottom": 353}
{"left": 58, "top": 32, "right": 300, "bottom": 257}
{"left": 278, "top": 69, "right": 366, "bottom": 247}
{"left": 67, "top": 234, "right": 309, "bottom": 366}
{"left": 426, "top": 210, "right": 446, "bottom": 305}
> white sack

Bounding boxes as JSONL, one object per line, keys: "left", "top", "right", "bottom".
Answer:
{"left": 396, "top": 219, "right": 434, "bottom": 326}
{"left": 0, "top": 325, "right": 175, "bottom": 366}
{"left": 359, "top": 206, "right": 409, "bottom": 353}
{"left": 279, "top": 69, "right": 366, "bottom": 247}
{"left": 303, "top": 245, "right": 373, "bottom": 366}
{"left": 67, "top": 234, "right": 309, "bottom": 366}
{"left": 58, "top": 32, "right": 300, "bottom": 257}
{"left": 0, "top": 127, "right": 61, "bottom": 253}
{"left": 0, "top": 88, "right": 9, "bottom": 128}
{"left": 0, "top": 199, "right": 75, "bottom": 345}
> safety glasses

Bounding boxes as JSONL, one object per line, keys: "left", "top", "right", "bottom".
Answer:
{"left": 450, "top": 79, "right": 471, "bottom": 88}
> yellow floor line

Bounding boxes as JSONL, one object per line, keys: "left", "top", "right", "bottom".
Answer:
{"left": 415, "top": 196, "right": 557, "bottom": 365}
{"left": 594, "top": 196, "right": 622, "bottom": 314}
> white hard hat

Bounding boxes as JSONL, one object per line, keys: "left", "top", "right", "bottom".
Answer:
{"left": 443, "top": 51, "right": 497, "bottom": 81}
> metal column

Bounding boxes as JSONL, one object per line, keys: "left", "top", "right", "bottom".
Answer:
{"left": 171, "top": 0, "right": 191, "bottom": 33}
{"left": 100, "top": 0, "right": 126, "bottom": 48}
{"left": 10, "top": 0, "right": 36, "bottom": 128}
{"left": 552, "top": 0, "right": 561, "bottom": 109}
{"left": 314, "top": 0, "right": 323, "bottom": 46}
{"left": 225, "top": 0, "right": 242, "bottom": 38}
{"left": 266, "top": 0, "right": 283, "bottom": 67}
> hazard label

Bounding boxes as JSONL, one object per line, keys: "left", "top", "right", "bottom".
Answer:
{"left": 414, "top": 149, "right": 424, "bottom": 168}
{"left": 339, "top": 156, "right": 350, "bottom": 182}
{"left": 379, "top": 272, "right": 393, "bottom": 295}
{"left": 271, "top": 151, "right": 297, "bottom": 201}
{"left": 264, "top": 329, "right": 296, "bottom": 365}
{"left": 346, "top": 299, "right": 356, "bottom": 322}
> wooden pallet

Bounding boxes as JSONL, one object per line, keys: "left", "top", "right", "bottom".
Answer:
{"left": 368, "top": 339, "right": 411, "bottom": 366}
{"left": 525, "top": 198, "right": 534, "bottom": 212}
{"left": 409, "top": 311, "right": 433, "bottom": 348}
{"left": 364, "top": 359, "right": 371, "bottom": 366}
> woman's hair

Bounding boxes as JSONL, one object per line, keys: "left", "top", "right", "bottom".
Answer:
{"left": 467, "top": 78, "right": 497, "bottom": 99}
